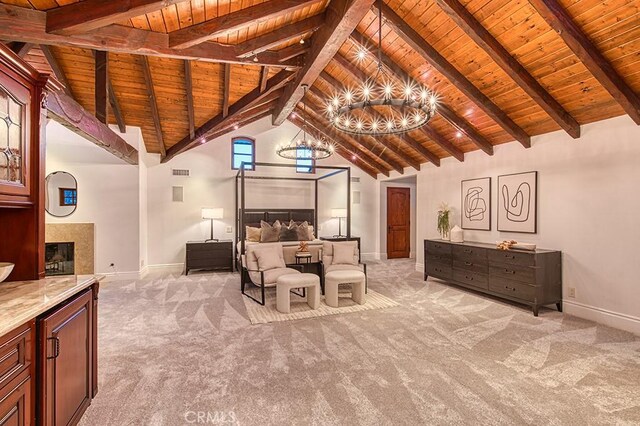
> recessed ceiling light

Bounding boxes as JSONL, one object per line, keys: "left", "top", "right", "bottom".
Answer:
{"left": 233, "top": 125, "right": 239, "bottom": 130}
{"left": 300, "top": 38, "right": 305, "bottom": 44}
{"left": 456, "top": 131, "right": 462, "bottom": 138}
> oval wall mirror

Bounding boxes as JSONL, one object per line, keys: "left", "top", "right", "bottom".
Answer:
{"left": 45, "top": 171, "right": 78, "bottom": 217}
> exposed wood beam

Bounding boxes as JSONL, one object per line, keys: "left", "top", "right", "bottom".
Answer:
{"left": 46, "top": 0, "right": 190, "bottom": 36}
{"left": 272, "top": 0, "right": 376, "bottom": 126}
{"left": 277, "top": 44, "right": 307, "bottom": 62}
{"left": 377, "top": 2, "right": 530, "bottom": 148}
{"left": 315, "top": 74, "right": 424, "bottom": 170}
{"left": 40, "top": 44, "right": 73, "bottom": 97}
{"left": 184, "top": 60, "right": 195, "bottom": 139}
{"left": 45, "top": 90, "right": 138, "bottom": 165}
{"left": 418, "top": 126, "right": 464, "bottom": 162}
{"left": 529, "top": 0, "right": 640, "bottom": 125}
{"left": 9, "top": 41, "right": 33, "bottom": 57}
{"left": 94, "top": 50, "right": 108, "bottom": 124}
{"left": 259, "top": 66, "right": 269, "bottom": 93}
{"left": 141, "top": 56, "right": 166, "bottom": 158}
{"left": 294, "top": 106, "right": 390, "bottom": 177}
{"left": 163, "top": 69, "right": 294, "bottom": 162}
{"left": 236, "top": 14, "right": 323, "bottom": 58}
{"left": 169, "top": 0, "right": 318, "bottom": 49}
{"left": 0, "top": 4, "right": 300, "bottom": 68}
{"left": 204, "top": 103, "right": 275, "bottom": 143}
{"left": 345, "top": 36, "right": 494, "bottom": 155}
{"left": 436, "top": 0, "right": 580, "bottom": 138}
{"left": 222, "top": 63, "right": 231, "bottom": 118}
{"left": 108, "top": 79, "right": 126, "bottom": 133}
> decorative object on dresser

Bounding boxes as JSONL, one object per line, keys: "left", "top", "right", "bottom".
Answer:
{"left": 298, "top": 240, "right": 309, "bottom": 253}
{"left": 424, "top": 239, "right": 561, "bottom": 316}
{"left": 497, "top": 171, "right": 538, "bottom": 233}
{"left": 331, "top": 208, "right": 348, "bottom": 238}
{"left": 437, "top": 202, "right": 451, "bottom": 240}
{"left": 461, "top": 177, "right": 491, "bottom": 230}
{"left": 450, "top": 225, "right": 464, "bottom": 243}
{"left": 185, "top": 240, "right": 233, "bottom": 275}
{"left": 201, "top": 208, "right": 224, "bottom": 242}
{"left": 45, "top": 171, "right": 78, "bottom": 217}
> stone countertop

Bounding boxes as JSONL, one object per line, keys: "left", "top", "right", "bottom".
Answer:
{"left": 0, "top": 275, "right": 103, "bottom": 336}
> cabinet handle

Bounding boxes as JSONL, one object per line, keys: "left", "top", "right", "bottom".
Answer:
{"left": 465, "top": 275, "right": 474, "bottom": 281}
{"left": 47, "top": 337, "right": 60, "bottom": 360}
{"left": 504, "top": 254, "right": 515, "bottom": 259}
{"left": 434, "top": 244, "right": 441, "bottom": 248}
{"left": 504, "top": 285, "right": 516, "bottom": 291}
{"left": 504, "top": 269, "right": 516, "bottom": 274}
{"left": 464, "top": 249, "right": 472, "bottom": 254}
{"left": 465, "top": 262, "right": 472, "bottom": 266}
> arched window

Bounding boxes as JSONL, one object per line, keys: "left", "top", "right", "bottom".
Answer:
{"left": 231, "top": 137, "right": 255, "bottom": 170}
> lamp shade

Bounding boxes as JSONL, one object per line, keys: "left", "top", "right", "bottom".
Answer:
{"left": 331, "top": 208, "right": 347, "bottom": 218}
{"left": 202, "top": 208, "right": 223, "bottom": 219}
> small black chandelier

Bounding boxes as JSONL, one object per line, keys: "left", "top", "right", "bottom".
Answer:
{"left": 325, "top": 0, "right": 437, "bottom": 136}
{"left": 277, "top": 85, "right": 335, "bottom": 160}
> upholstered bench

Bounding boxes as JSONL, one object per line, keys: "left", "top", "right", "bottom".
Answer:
{"left": 276, "top": 273, "right": 320, "bottom": 313}
{"left": 325, "top": 270, "right": 366, "bottom": 308}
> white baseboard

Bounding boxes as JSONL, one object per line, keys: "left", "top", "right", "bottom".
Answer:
{"left": 146, "top": 263, "right": 184, "bottom": 274}
{"left": 563, "top": 300, "right": 640, "bottom": 336}
{"left": 415, "top": 262, "right": 424, "bottom": 273}
{"left": 362, "top": 252, "right": 378, "bottom": 261}
{"left": 100, "top": 270, "right": 145, "bottom": 282}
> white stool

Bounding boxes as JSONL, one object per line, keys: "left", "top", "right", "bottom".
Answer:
{"left": 325, "top": 270, "right": 366, "bottom": 308}
{"left": 276, "top": 273, "right": 320, "bottom": 313}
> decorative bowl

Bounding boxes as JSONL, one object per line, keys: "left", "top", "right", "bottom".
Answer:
{"left": 0, "top": 262, "right": 15, "bottom": 283}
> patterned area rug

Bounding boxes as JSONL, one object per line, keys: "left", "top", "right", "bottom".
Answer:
{"left": 79, "top": 259, "right": 640, "bottom": 425}
{"left": 242, "top": 286, "right": 399, "bottom": 324}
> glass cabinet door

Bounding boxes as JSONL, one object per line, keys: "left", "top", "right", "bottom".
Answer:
{"left": 0, "top": 85, "right": 24, "bottom": 185}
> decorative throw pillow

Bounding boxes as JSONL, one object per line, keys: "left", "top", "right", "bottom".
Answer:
{"left": 254, "top": 248, "right": 285, "bottom": 271}
{"left": 279, "top": 221, "right": 299, "bottom": 241}
{"left": 260, "top": 220, "right": 281, "bottom": 243}
{"left": 332, "top": 243, "right": 357, "bottom": 265}
{"left": 295, "top": 221, "right": 311, "bottom": 241}
{"left": 307, "top": 225, "right": 316, "bottom": 240}
{"left": 246, "top": 226, "right": 261, "bottom": 242}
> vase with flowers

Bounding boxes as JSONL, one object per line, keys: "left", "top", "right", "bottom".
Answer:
{"left": 437, "top": 202, "right": 451, "bottom": 240}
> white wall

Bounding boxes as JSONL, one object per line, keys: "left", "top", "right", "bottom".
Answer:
{"left": 45, "top": 121, "right": 144, "bottom": 276}
{"left": 414, "top": 115, "right": 640, "bottom": 334}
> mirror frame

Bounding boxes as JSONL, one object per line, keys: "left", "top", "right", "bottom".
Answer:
{"left": 45, "top": 171, "right": 78, "bottom": 218}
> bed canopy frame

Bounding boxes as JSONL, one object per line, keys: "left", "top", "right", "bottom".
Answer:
{"left": 235, "top": 162, "right": 352, "bottom": 256}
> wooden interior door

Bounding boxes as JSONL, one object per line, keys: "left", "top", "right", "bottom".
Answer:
{"left": 387, "top": 187, "right": 410, "bottom": 259}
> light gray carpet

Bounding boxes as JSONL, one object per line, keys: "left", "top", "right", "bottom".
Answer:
{"left": 80, "top": 259, "right": 640, "bottom": 425}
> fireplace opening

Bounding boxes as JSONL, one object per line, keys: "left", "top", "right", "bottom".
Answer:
{"left": 45, "top": 242, "right": 75, "bottom": 276}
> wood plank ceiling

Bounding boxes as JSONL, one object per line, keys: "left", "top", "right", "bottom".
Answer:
{"left": 0, "top": 0, "right": 638, "bottom": 177}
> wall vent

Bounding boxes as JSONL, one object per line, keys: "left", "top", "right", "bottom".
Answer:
{"left": 350, "top": 177, "right": 360, "bottom": 183}
{"left": 352, "top": 191, "right": 361, "bottom": 205}
{"left": 172, "top": 169, "right": 190, "bottom": 177}
{"left": 172, "top": 186, "right": 184, "bottom": 202}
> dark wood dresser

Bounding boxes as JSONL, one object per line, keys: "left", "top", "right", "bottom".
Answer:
{"left": 185, "top": 240, "right": 233, "bottom": 274}
{"left": 424, "top": 239, "right": 562, "bottom": 316}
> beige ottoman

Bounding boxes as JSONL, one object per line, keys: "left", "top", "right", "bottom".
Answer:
{"left": 276, "top": 273, "right": 320, "bottom": 313}
{"left": 325, "top": 270, "right": 366, "bottom": 308}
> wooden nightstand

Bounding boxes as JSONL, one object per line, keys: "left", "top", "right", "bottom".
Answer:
{"left": 185, "top": 240, "right": 233, "bottom": 275}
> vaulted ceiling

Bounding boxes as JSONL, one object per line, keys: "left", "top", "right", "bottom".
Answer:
{"left": 1, "top": 0, "right": 638, "bottom": 179}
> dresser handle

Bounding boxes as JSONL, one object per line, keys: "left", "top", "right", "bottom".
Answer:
{"left": 504, "top": 285, "right": 516, "bottom": 291}
{"left": 504, "top": 254, "right": 515, "bottom": 259}
{"left": 465, "top": 275, "right": 474, "bottom": 281}
{"left": 504, "top": 269, "right": 515, "bottom": 274}
{"left": 465, "top": 262, "right": 472, "bottom": 266}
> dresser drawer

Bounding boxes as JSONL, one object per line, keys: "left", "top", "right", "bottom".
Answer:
{"left": 0, "top": 322, "right": 33, "bottom": 391}
{"left": 453, "top": 245, "right": 487, "bottom": 262}
{"left": 453, "top": 269, "right": 488, "bottom": 290}
{"left": 426, "top": 241, "right": 452, "bottom": 256}
{"left": 426, "top": 252, "right": 452, "bottom": 264}
{"left": 426, "top": 261, "right": 452, "bottom": 280}
{"left": 187, "top": 250, "right": 231, "bottom": 261}
{"left": 489, "top": 263, "right": 535, "bottom": 284}
{"left": 489, "top": 277, "right": 536, "bottom": 302}
{"left": 187, "top": 243, "right": 232, "bottom": 252}
{"left": 454, "top": 259, "right": 488, "bottom": 274}
{"left": 488, "top": 250, "right": 535, "bottom": 267}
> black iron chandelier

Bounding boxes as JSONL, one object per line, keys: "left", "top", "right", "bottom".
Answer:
{"left": 325, "top": 0, "right": 437, "bottom": 136}
{"left": 277, "top": 84, "right": 335, "bottom": 160}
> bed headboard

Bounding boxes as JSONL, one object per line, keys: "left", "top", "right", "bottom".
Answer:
{"left": 238, "top": 209, "right": 315, "bottom": 240}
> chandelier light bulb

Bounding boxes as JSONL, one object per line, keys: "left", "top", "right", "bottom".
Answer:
{"left": 401, "top": 117, "right": 408, "bottom": 127}
{"left": 357, "top": 49, "right": 367, "bottom": 60}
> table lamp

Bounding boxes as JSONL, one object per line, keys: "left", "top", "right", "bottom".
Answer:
{"left": 331, "top": 208, "right": 347, "bottom": 238}
{"left": 202, "top": 208, "right": 223, "bottom": 242}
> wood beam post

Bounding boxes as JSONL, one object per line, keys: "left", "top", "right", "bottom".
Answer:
{"left": 376, "top": 2, "right": 531, "bottom": 148}
{"left": 223, "top": 63, "right": 231, "bottom": 118}
{"left": 9, "top": 42, "right": 33, "bottom": 57}
{"left": 141, "top": 56, "right": 166, "bottom": 158}
{"left": 40, "top": 45, "right": 73, "bottom": 97}
{"left": 259, "top": 66, "right": 269, "bottom": 93}
{"left": 529, "top": 0, "right": 640, "bottom": 125}
{"left": 94, "top": 50, "right": 108, "bottom": 124}
{"left": 184, "top": 60, "right": 195, "bottom": 139}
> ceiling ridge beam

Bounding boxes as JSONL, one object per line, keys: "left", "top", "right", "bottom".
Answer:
{"left": 343, "top": 38, "right": 493, "bottom": 156}
{"left": 47, "top": 0, "right": 190, "bottom": 35}
{"left": 236, "top": 14, "right": 324, "bottom": 58}
{"left": 169, "top": 0, "right": 319, "bottom": 49}
{"left": 0, "top": 5, "right": 300, "bottom": 68}
{"left": 528, "top": 0, "right": 640, "bottom": 125}
{"left": 436, "top": 0, "right": 580, "bottom": 138}
{"left": 271, "top": 0, "right": 376, "bottom": 126}
{"left": 141, "top": 56, "right": 166, "bottom": 158}
{"left": 163, "top": 69, "right": 295, "bottom": 162}
{"left": 376, "top": 2, "right": 531, "bottom": 148}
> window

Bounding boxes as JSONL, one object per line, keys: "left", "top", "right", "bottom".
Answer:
{"left": 59, "top": 188, "right": 77, "bottom": 206}
{"left": 232, "top": 137, "right": 255, "bottom": 170}
{"left": 296, "top": 147, "right": 315, "bottom": 173}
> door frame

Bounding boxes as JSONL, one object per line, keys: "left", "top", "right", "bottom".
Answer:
{"left": 386, "top": 186, "right": 411, "bottom": 259}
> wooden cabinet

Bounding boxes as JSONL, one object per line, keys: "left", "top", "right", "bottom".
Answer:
{"left": 425, "top": 240, "right": 562, "bottom": 316}
{"left": 37, "top": 288, "right": 95, "bottom": 426}
{"left": 185, "top": 241, "right": 233, "bottom": 274}
{"left": 0, "top": 322, "right": 35, "bottom": 426}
